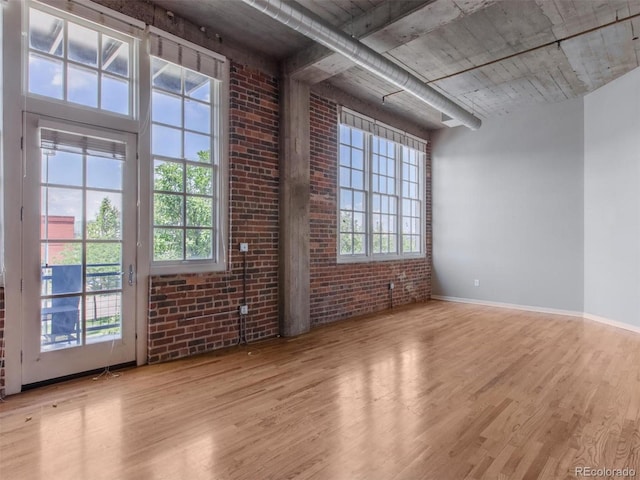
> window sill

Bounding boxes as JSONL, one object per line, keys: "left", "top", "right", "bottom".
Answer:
{"left": 336, "top": 253, "right": 426, "bottom": 265}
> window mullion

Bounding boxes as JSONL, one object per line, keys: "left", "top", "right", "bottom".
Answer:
{"left": 396, "top": 144, "right": 402, "bottom": 256}
{"left": 366, "top": 133, "right": 373, "bottom": 258}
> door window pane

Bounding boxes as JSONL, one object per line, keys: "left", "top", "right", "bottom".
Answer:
{"left": 87, "top": 156, "right": 123, "bottom": 190}
{"left": 86, "top": 293, "right": 122, "bottom": 343}
{"left": 39, "top": 128, "right": 127, "bottom": 352}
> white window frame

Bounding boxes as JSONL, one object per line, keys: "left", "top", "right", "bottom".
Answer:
{"left": 337, "top": 108, "right": 427, "bottom": 263}
{"left": 148, "top": 28, "right": 229, "bottom": 275}
{"left": 25, "top": 1, "right": 139, "bottom": 125}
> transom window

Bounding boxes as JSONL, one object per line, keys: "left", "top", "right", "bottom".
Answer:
{"left": 28, "top": 7, "right": 133, "bottom": 116}
{"left": 151, "top": 57, "right": 217, "bottom": 264}
{"left": 338, "top": 110, "right": 426, "bottom": 261}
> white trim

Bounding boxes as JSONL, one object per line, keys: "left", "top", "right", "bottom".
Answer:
{"left": 147, "top": 25, "right": 226, "bottom": 63}
{"left": 432, "top": 296, "right": 640, "bottom": 336}
{"left": 35, "top": 0, "right": 144, "bottom": 34}
{"left": 431, "top": 295, "right": 583, "bottom": 318}
{"left": 3, "top": 0, "right": 25, "bottom": 396}
{"left": 582, "top": 313, "right": 640, "bottom": 335}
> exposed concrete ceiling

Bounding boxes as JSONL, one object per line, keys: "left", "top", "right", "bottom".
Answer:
{"left": 149, "top": 0, "right": 640, "bottom": 130}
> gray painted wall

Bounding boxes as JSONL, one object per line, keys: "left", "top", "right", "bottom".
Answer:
{"left": 584, "top": 68, "right": 640, "bottom": 326}
{"left": 432, "top": 98, "right": 584, "bottom": 311}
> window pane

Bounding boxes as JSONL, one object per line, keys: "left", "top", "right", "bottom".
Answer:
{"left": 153, "top": 228, "right": 183, "bottom": 261}
{"left": 67, "top": 64, "right": 98, "bottom": 107}
{"left": 86, "top": 293, "right": 122, "bottom": 343}
{"left": 339, "top": 125, "right": 350, "bottom": 145}
{"left": 87, "top": 156, "right": 122, "bottom": 190}
{"left": 373, "top": 234, "right": 381, "bottom": 253}
{"left": 352, "top": 149, "right": 363, "bottom": 171}
{"left": 186, "top": 229, "right": 213, "bottom": 260}
{"left": 185, "top": 70, "right": 210, "bottom": 102}
{"left": 152, "top": 125, "right": 182, "bottom": 158}
{"left": 352, "top": 170, "right": 363, "bottom": 190}
{"left": 41, "top": 243, "right": 82, "bottom": 270}
{"left": 340, "top": 211, "right": 352, "bottom": 232}
{"left": 185, "top": 132, "right": 211, "bottom": 162}
{"left": 353, "top": 191, "right": 365, "bottom": 211}
{"left": 42, "top": 151, "right": 82, "bottom": 187}
{"left": 86, "top": 192, "right": 122, "bottom": 240}
{"left": 353, "top": 213, "right": 365, "bottom": 233}
{"left": 68, "top": 23, "right": 98, "bottom": 67}
{"left": 152, "top": 91, "right": 182, "bottom": 127}
{"left": 152, "top": 57, "right": 182, "bottom": 93}
{"left": 186, "top": 165, "right": 213, "bottom": 195}
{"left": 102, "top": 75, "right": 129, "bottom": 115}
{"left": 86, "top": 243, "right": 122, "bottom": 291}
{"left": 29, "top": 53, "right": 63, "bottom": 99}
{"left": 29, "top": 9, "right": 64, "bottom": 57}
{"left": 340, "top": 189, "right": 352, "bottom": 210}
{"left": 339, "top": 167, "right": 350, "bottom": 187}
{"left": 351, "top": 129, "right": 363, "bottom": 149}
{"left": 339, "top": 146, "right": 350, "bottom": 166}
{"left": 102, "top": 36, "right": 128, "bottom": 77}
{"left": 373, "top": 213, "right": 382, "bottom": 232}
{"left": 353, "top": 234, "right": 365, "bottom": 254}
{"left": 412, "top": 218, "right": 420, "bottom": 234}
{"left": 185, "top": 99, "right": 211, "bottom": 134}
{"left": 186, "top": 196, "right": 213, "bottom": 227}
{"left": 387, "top": 177, "right": 395, "bottom": 195}
{"left": 340, "top": 234, "right": 352, "bottom": 255}
{"left": 389, "top": 235, "right": 396, "bottom": 253}
{"left": 154, "top": 194, "right": 183, "bottom": 226}
{"left": 41, "top": 187, "right": 83, "bottom": 240}
{"left": 154, "top": 160, "right": 184, "bottom": 193}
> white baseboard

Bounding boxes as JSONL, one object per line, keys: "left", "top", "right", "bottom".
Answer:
{"left": 582, "top": 313, "right": 640, "bottom": 335}
{"left": 431, "top": 295, "right": 640, "bottom": 335}
{"left": 431, "top": 295, "right": 583, "bottom": 318}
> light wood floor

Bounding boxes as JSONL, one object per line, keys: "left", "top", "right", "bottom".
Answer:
{"left": 2, "top": 300, "right": 640, "bottom": 480}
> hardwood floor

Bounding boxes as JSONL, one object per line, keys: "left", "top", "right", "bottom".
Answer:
{"left": 2, "top": 300, "right": 640, "bottom": 480}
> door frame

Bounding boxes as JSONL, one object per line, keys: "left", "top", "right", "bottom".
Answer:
{"left": 21, "top": 113, "right": 138, "bottom": 385}
{"left": 2, "top": 0, "right": 150, "bottom": 394}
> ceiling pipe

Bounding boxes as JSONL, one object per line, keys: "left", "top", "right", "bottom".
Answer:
{"left": 240, "top": 0, "right": 482, "bottom": 130}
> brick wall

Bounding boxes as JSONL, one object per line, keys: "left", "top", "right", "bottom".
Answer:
{"left": 309, "top": 94, "right": 431, "bottom": 326}
{"left": 147, "top": 63, "right": 280, "bottom": 363}
{"left": 0, "top": 287, "right": 5, "bottom": 397}
{"left": 144, "top": 71, "right": 431, "bottom": 362}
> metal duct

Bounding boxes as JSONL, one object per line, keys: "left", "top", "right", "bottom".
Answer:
{"left": 241, "top": 0, "right": 482, "bottom": 130}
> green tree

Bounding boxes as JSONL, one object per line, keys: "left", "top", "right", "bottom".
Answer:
{"left": 60, "top": 197, "right": 122, "bottom": 290}
{"left": 87, "top": 197, "right": 120, "bottom": 240}
{"left": 153, "top": 150, "right": 214, "bottom": 261}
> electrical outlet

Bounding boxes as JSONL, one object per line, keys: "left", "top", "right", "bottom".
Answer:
{"left": 239, "top": 242, "right": 249, "bottom": 252}
{"left": 239, "top": 305, "right": 249, "bottom": 315}
{"left": 474, "top": 279, "right": 480, "bottom": 287}
{"left": 389, "top": 282, "right": 395, "bottom": 290}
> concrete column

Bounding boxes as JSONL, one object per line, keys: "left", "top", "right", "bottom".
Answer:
{"left": 279, "top": 76, "right": 311, "bottom": 337}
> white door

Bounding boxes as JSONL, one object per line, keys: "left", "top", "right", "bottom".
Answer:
{"left": 22, "top": 114, "right": 137, "bottom": 385}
